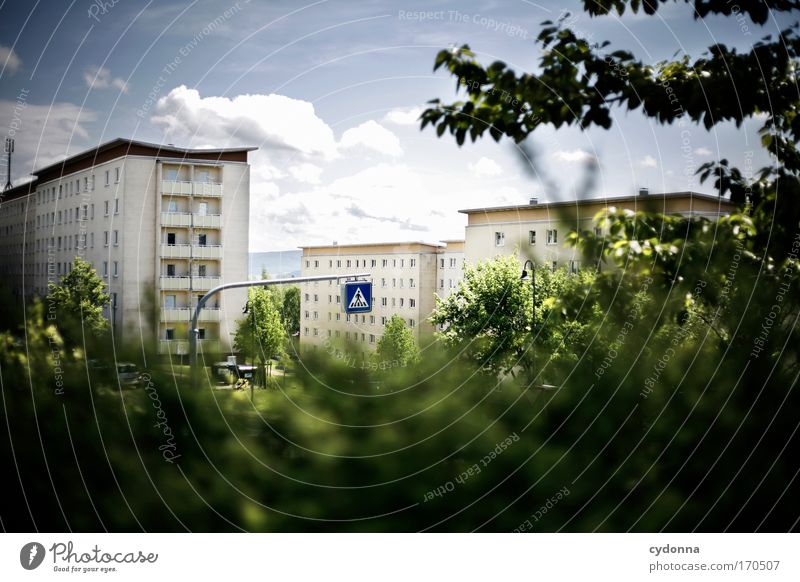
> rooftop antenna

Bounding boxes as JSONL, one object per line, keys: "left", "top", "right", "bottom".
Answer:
{"left": 4, "top": 138, "right": 13, "bottom": 191}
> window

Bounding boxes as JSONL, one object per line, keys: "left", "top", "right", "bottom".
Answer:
{"left": 439, "top": 279, "right": 444, "bottom": 289}
{"left": 164, "top": 295, "right": 176, "bottom": 309}
{"left": 84, "top": 177, "right": 89, "bottom": 191}
{"left": 391, "top": 298, "right": 396, "bottom": 307}
{"left": 371, "top": 259, "right": 377, "bottom": 267}
{"left": 197, "top": 328, "right": 206, "bottom": 340}
{"left": 529, "top": 230, "right": 536, "bottom": 245}
{"left": 104, "top": 231, "right": 109, "bottom": 246}
{"left": 105, "top": 170, "right": 110, "bottom": 186}
{"left": 594, "top": 226, "right": 603, "bottom": 236}
{"left": 381, "top": 298, "right": 388, "bottom": 307}
{"left": 370, "top": 315, "right": 375, "bottom": 324}
{"left": 399, "top": 278, "right": 404, "bottom": 288}
{"left": 167, "top": 232, "right": 176, "bottom": 245}
{"left": 346, "top": 260, "right": 351, "bottom": 267}
{"left": 83, "top": 205, "right": 88, "bottom": 220}
{"left": 313, "top": 294, "right": 318, "bottom": 302}
{"left": 165, "top": 328, "right": 175, "bottom": 340}
{"left": 552, "top": 260, "right": 558, "bottom": 271}
{"left": 115, "top": 167, "right": 120, "bottom": 183}
{"left": 113, "top": 261, "right": 119, "bottom": 277}
{"left": 57, "top": 210, "right": 62, "bottom": 224}
{"left": 392, "top": 278, "right": 396, "bottom": 288}
{"left": 336, "top": 295, "right": 341, "bottom": 304}
{"left": 569, "top": 260, "right": 580, "bottom": 274}
{"left": 197, "top": 234, "right": 207, "bottom": 246}
{"left": 495, "top": 232, "right": 505, "bottom": 247}
{"left": 314, "top": 260, "right": 319, "bottom": 268}
{"left": 336, "top": 260, "right": 341, "bottom": 268}
{"left": 305, "top": 260, "right": 310, "bottom": 268}
{"left": 90, "top": 233, "right": 94, "bottom": 248}
{"left": 304, "top": 310, "right": 310, "bottom": 319}
{"left": 165, "top": 168, "right": 178, "bottom": 181}
{"left": 410, "top": 278, "right": 415, "bottom": 288}
{"left": 113, "top": 230, "right": 119, "bottom": 246}
{"left": 410, "top": 259, "right": 416, "bottom": 267}
{"left": 166, "top": 264, "right": 176, "bottom": 276}
{"left": 114, "top": 198, "right": 119, "bottom": 214}
{"left": 440, "top": 258, "right": 445, "bottom": 268}
{"left": 103, "top": 261, "right": 108, "bottom": 277}
{"left": 369, "top": 334, "right": 375, "bottom": 343}
{"left": 198, "top": 265, "right": 207, "bottom": 277}
{"left": 167, "top": 201, "right": 177, "bottom": 213}
{"left": 336, "top": 313, "right": 341, "bottom": 321}
{"left": 409, "top": 319, "right": 416, "bottom": 328}
{"left": 546, "top": 229, "right": 558, "bottom": 245}
{"left": 381, "top": 278, "right": 386, "bottom": 288}
{"left": 410, "top": 299, "right": 416, "bottom": 308}
{"left": 304, "top": 327, "right": 309, "bottom": 336}
{"left": 313, "top": 311, "right": 318, "bottom": 320}
{"left": 382, "top": 259, "right": 388, "bottom": 267}
{"left": 450, "top": 258, "right": 457, "bottom": 267}
{"left": 313, "top": 328, "right": 318, "bottom": 336}
{"left": 304, "top": 293, "right": 309, "bottom": 301}
{"left": 381, "top": 316, "right": 387, "bottom": 325}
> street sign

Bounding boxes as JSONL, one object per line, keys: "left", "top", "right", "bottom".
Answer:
{"left": 343, "top": 281, "right": 372, "bottom": 314}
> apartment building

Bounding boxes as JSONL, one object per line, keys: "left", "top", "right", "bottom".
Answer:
{"left": 0, "top": 138, "right": 255, "bottom": 355}
{"left": 460, "top": 191, "right": 736, "bottom": 269}
{"left": 298, "top": 240, "right": 464, "bottom": 351}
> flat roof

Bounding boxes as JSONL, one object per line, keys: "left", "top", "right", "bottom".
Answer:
{"left": 458, "top": 191, "right": 735, "bottom": 214}
{"left": 300, "top": 241, "right": 444, "bottom": 250}
{"left": 32, "top": 137, "right": 258, "bottom": 177}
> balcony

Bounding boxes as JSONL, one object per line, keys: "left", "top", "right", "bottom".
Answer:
{"left": 160, "top": 308, "right": 220, "bottom": 323}
{"left": 161, "top": 212, "right": 192, "bottom": 227}
{"left": 160, "top": 276, "right": 191, "bottom": 290}
{"left": 193, "top": 214, "right": 222, "bottom": 228}
{"left": 160, "top": 212, "right": 222, "bottom": 228}
{"left": 158, "top": 339, "right": 221, "bottom": 355}
{"left": 192, "top": 276, "right": 222, "bottom": 291}
{"left": 160, "top": 244, "right": 192, "bottom": 258}
{"left": 191, "top": 244, "right": 222, "bottom": 259}
{"left": 162, "top": 180, "right": 192, "bottom": 196}
{"left": 193, "top": 182, "right": 222, "bottom": 197}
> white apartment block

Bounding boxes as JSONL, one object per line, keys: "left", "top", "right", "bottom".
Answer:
{"left": 0, "top": 138, "right": 255, "bottom": 355}
{"left": 460, "top": 191, "right": 736, "bottom": 269}
{"left": 298, "top": 241, "right": 464, "bottom": 351}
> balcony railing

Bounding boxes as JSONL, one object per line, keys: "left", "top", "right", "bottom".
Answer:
{"left": 191, "top": 276, "right": 222, "bottom": 290}
{"left": 160, "top": 212, "right": 222, "bottom": 228}
{"left": 160, "top": 276, "right": 191, "bottom": 290}
{"left": 191, "top": 244, "right": 223, "bottom": 259}
{"left": 158, "top": 339, "right": 221, "bottom": 355}
{"left": 160, "top": 244, "right": 192, "bottom": 258}
{"left": 162, "top": 180, "right": 192, "bottom": 196}
{"left": 193, "top": 182, "right": 223, "bottom": 197}
{"left": 161, "top": 307, "right": 220, "bottom": 322}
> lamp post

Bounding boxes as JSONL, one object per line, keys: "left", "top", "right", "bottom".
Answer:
{"left": 520, "top": 260, "right": 536, "bottom": 378}
{"left": 521, "top": 261, "right": 557, "bottom": 392}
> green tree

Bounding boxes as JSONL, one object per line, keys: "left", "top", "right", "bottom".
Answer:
{"left": 280, "top": 286, "right": 300, "bottom": 336}
{"left": 234, "top": 287, "right": 286, "bottom": 384}
{"left": 375, "top": 314, "right": 419, "bottom": 367}
{"left": 431, "top": 255, "right": 597, "bottom": 377}
{"left": 46, "top": 256, "right": 110, "bottom": 344}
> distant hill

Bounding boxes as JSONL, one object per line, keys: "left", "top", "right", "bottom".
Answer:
{"left": 249, "top": 250, "right": 302, "bottom": 279}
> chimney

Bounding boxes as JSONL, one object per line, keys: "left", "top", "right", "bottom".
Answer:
{"left": 529, "top": 197, "right": 539, "bottom": 205}
{"left": 638, "top": 187, "right": 649, "bottom": 196}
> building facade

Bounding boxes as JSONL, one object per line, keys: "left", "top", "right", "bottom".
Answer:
{"left": 0, "top": 138, "right": 255, "bottom": 355}
{"left": 298, "top": 241, "right": 464, "bottom": 351}
{"left": 460, "top": 191, "right": 736, "bottom": 269}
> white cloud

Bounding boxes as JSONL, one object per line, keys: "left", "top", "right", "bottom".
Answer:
{"left": 553, "top": 149, "right": 592, "bottom": 163}
{"left": 288, "top": 163, "right": 323, "bottom": 184}
{"left": 694, "top": 147, "right": 712, "bottom": 157}
{"left": 469, "top": 156, "right": 502, "bottom": 178}
{"left": 339, "top": 120, "right": 403, "bottom": 157}
{"left": 639, "top": 155, "right": 657, "bottom": 168}
{"left": 83, "top": 65, "right": 129, "bottom": 93}
{"left": 151, "top": 85, "right": 339, "bottom": 160}
{"left": 383, "top": 106, "right": 422, "bottom": 126}
{"left": 0, "top": 100, "right": 96, "bottom": 184}
{"left": 0, "top": 46, "right": 21, "bottom": 75}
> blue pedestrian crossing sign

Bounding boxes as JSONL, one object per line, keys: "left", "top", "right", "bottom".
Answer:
{"left": 343, "top": 281, "right": 372, "bottom": 314}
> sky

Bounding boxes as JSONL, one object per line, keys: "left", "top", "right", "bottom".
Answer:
{"left": 0, "top": 0, "right": 794, "bottom": 251}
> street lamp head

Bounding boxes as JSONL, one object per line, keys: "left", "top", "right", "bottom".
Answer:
{"left": 520, "top": 269, "right": 529, "bottom": 281}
